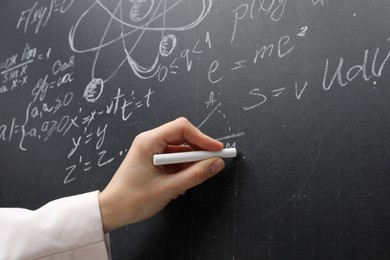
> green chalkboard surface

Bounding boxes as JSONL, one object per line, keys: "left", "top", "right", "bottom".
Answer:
{"left": 1, "top": 0, "right": 390, "bottom": 259}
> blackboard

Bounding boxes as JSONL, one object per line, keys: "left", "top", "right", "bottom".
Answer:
{"left": 1, "top": 0, "right": 390, "bottom": 259}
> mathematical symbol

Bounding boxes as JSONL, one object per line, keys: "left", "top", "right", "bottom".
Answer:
{"left": 84, "top": 132, "right": 93, "bottom": 144}
{"left": 144, "top": 88, "right": 155, "bottom": 107}
{"left": 54, "top": 4, "right": 62, "bottom": 12}
{"left": 98, "top": 150, "right": 114, "bottom": 167}
{"left": 68, "top": 136, "right": 81, "bottom": 158}
{"left": 20, "top": 65, "right": 28, "bottom": 76}
{"left": 8, "top": 55, "right": 18, "bottom": 67}
{"left": 11, "top": 79, "right": 19, "bottom": 89}
{"left": 271, "top": 87, "right": 286, "bottom": 97}
{"left": 295, "top": 81, "right": 308, "bottom": 99}
{"left": 0, "top": 85, "right": 8, "bottom": 93}
{"left": 64, "top": 164, "right": 77, "bottom": 184}
{"left": 231, "top": 60, "right": 246, "bottom": 71}
{"left": 63, "top": 115, "right": 79, "bottom": 136}
{"left": 297, "top": 26, "right": 308, "bottom": 37}
{"left": 205, "top": 91, "right": 217, "bottom": 109}
{"left": 83, "top": 161, "right": 92, "bottom": 171}
{"left": 13, "top": 124, "right": 20, "bottom": 134}
{"left": 82, "top": 110, "right": 96, "bottom": 126}
{"left": 135, "top": 101, "right": 143, "bottom": 108}
{"left": 21, "top": 76, "right": 28, "bottom": 86}
{"left": 169, "top": 58, "right": 178, "bottom": 74}
{"left": 96, "top": 124, "right": 108, "bottom": 150}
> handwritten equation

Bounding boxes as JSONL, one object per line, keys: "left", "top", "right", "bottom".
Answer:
{"left": 16, "top": 0, "right": 73, "bottom": 34}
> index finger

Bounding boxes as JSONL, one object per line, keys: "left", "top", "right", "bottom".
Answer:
{"left": 145, "top": 117, "right": 223, "bottom": 154}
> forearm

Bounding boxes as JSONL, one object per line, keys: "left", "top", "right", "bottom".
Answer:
{"left": 0, "top": 191, "right": 110, "bottom": 260}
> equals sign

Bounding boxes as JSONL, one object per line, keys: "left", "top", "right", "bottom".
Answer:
{"left": 37, "top": 54, "right": 44, "bottom": 60}
{"left": 0, "top": 63, "right": 5, "bottom": 69}
{"left": 135, "top": 101, "right": 143, "bottom": 108}
{"left": 53, "top": 4, "right": 62, "bottom": 12}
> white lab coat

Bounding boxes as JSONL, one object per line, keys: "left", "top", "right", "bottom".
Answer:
{"left": 0, "top": 191, "right": 111, "bottom": 260}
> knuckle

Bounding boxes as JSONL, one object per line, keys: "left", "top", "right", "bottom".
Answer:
{"left": 132, "top": 132, "right": 147, "bottom": 148}
{"left": 176, "top": 117, "right": 190, "bottom": 126}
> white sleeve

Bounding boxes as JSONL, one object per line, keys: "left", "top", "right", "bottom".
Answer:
{"left": 0, "top": 191, "right": 111, "bottom": 260}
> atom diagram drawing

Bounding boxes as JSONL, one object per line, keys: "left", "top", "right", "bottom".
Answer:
{"left": 68, "top": 0, "right": 212, "bottom": 102}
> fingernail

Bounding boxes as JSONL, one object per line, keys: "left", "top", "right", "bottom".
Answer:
{"left": 210, "top": 159, "right": 225, "bottom": 175}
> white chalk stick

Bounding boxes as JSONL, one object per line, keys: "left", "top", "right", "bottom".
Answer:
{"left": 153, "top": 148, "right": 237, "bottom": 166}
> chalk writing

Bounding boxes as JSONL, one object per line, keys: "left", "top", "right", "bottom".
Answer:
{"left": 207, "top": 26, "right": 308, "bottom": 86}
{"left": 243, "top": 81, "right": 309, "bottom": 111}
{"left": 243, "top": 37, "right": 390, "bottom": 111}
{"left": 0, "top": 44, "right": 51, "bottom": 95}
{"left": 0, "top": 118, "right": 18, "bottom": 143}
{"left": 1, "top": 51, "right": 76, "bottom": 151}
{"left": 311, "top": 0, "right": 329, "bottom": 7}
{"left": 0, "top": 0, "right": 389, "bottom": 190}
{"left": 69, "top": 0, "right": 212, "bottom": 102}
{"left": 323, "top": 44, "right": 390, "bottom": 90}
{"left": 64, "top": 122, "right": 114, "bottom": 184}
{"left": 231, "top": 0, "right": 288, "bottom": 43}
{"left": 62, "top": 85, "right": 155, "bottom": 183}
{"left": 16, "top": 0, "right": 74, "bottom": 34}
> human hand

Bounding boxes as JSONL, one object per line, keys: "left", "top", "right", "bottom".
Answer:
{"left": 98, "top": 117, "right": 225, "bottom": 233}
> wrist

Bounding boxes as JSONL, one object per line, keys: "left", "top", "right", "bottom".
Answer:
{"left": 98, "top": 191, "right": 117, "bottom": 233}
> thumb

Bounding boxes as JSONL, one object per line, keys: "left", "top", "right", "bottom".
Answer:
{"left": 167, "top": 158, "right": 225, "bottom": 192}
